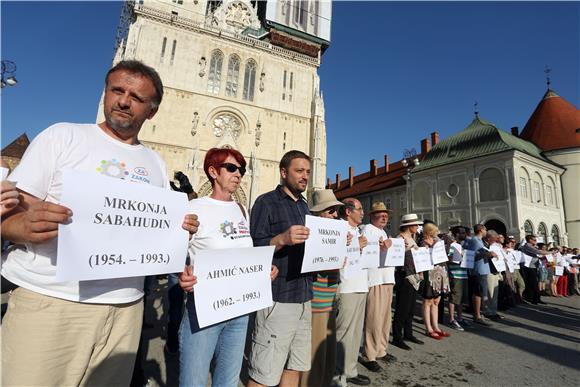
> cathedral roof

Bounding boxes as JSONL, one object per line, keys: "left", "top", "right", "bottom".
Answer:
{"left": 413, "top": 116, "right": 551, "bottom": 172}
{"left": 520, "top": 89, "right": 580, "bottom": 152}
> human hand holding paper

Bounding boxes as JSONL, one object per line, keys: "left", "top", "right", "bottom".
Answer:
{"left": 179, "top": 265, "right": 198, "bottom": 292}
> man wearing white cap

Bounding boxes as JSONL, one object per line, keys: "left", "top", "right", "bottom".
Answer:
{"left": 359, "top": 202, "right": 397, "bottom": 373}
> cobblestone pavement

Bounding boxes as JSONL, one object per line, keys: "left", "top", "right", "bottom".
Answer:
{"left": 136, "top": 278, "right": 579, "bottom": 387}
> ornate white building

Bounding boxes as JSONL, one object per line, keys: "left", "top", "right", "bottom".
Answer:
{"left": 330, "top": 86, "right": 578, "bottom": 247}
{"left": 96, "top": 0, "right": 330, "bottom": 207}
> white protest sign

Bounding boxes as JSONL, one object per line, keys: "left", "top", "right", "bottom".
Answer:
{"left": 193, "top": 246, "right": 274, "bottom": 328}
{"left": 412, "top": 247, "right": 433, "bottom": 273}
{"left": 505, "top": 256, "right": 515, "bottom": 273}
{"left": 555, "top": 266, "right": 564, "bottom": 276}
{"left": 511, "top": 250, "right": 524, "bottom": 264}
{"left": 301, "top": 215, "right": 348, "bottom": 273}
{"left": 546, "top": 254, "right": 554, "bottom": 263}
{"left": 489, "top": 244, "right": 506, "bottom": 272}
{"left": 461, "top": 250, "right": 476, "bottom": 269}
{"left": 451, "top": 242, "right": 463, "bottom": 263}
{"left": 56, "top": 170, "right": 189, "bottom": 281}
{"left": 523, "top": 254, "right": 534, "bottom": 268}
{"left": 385, "top": 238, "right": 405, "bottom": 267}
{"left": 343, "top": 238, "right": 363, "bottom": 279}
{"left": 1, "top": 167, "right": 9, "bottom": 180}
{"left": 491, "top": 257, "right": 506, "bottom": 272}
{"left": 430, "top": 240, "right": 448, "bottom": 265}
{"left": 361, "top": 234, "right": 380, "bottom": 269}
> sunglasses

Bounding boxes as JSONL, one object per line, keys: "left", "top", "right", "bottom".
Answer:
{"left": 326, "top": 208, "right": 337, "bottom": 215}
{"left": 220, "top": 163, "right": 246, "bottom": 176}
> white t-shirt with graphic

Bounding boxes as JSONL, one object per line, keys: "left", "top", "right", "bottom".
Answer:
{"left": 187, "top": 197, "right": 253, "bottom": 260}
{"left": 2, "top": 123, "right": 168, "bottom": 304}
{"left": 361, "top": 223, "right": 395, "bottom": 287}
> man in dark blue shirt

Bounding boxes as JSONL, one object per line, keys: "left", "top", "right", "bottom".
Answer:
{"left": 248, "top": 150, "right": 312, "bottom": 387}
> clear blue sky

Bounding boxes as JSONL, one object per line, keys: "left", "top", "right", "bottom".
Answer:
{"left": 2, "top": 1, "right": 579, "bottom": 181}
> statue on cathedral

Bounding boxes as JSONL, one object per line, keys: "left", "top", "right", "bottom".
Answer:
{"left": 191, "top": 112, "right": 199, "bottom": 136}
{"left": 198, "top": 57, "right": 206, "bottom": 77}
{"left": 255, "top": 120, "right": 262, "bottom": 147}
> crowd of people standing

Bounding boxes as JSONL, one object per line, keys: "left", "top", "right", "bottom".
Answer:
{"left": 1, "top": 60, "right": 578, "bottom": 387}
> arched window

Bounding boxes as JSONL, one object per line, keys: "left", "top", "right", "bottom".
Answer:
{"left": 551, "top": 225, "right": 560, "bottom": 246}
{"left": 524, "top": 220, "right": 534, "bottom": 236}
{"left": 519, "top": 167, "right": 530, "bottom": 199}
{"left": 532, "top": 172, "right": 543, "bottom": 204}
{"left": 546, "top": 177, "right": 556, "bottom": 206}
{"left": 413, "top": 181, "right": 432, "bottom": 209}
{"left": 479, "top": 168, "right": 506, "bottom": 202}
{"left": 225, "top": 55, "right": 240, "bottom": 97}
{"left": 538, "top": 222, "right": 548, "bottom": 244}
{"left": 243, "top": 59, "right": 257, "bottom": 101}
{"left": 207, "top": 50, "right": 223, "bottom": 94}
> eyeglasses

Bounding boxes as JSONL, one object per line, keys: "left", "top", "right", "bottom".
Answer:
{"left": 325, "top": 208, "right": 337, "bottom": 215}
{"left": 220, "top": 163, "right": 246, "bottom": 176}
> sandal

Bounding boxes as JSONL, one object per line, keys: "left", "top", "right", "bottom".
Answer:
{"left": 426, "top": 331, "right": 443, "bottom": 340}
{"left": 435, "top": 330, "right": 450, "bottom": 337}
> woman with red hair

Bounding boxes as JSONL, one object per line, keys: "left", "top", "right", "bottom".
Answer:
{"left": 178, "top": 147, "right": 277, "bottom": 387}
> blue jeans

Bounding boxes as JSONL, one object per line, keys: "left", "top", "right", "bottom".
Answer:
{"left": 179, "top": 294, "right": 249, "bottom": 387}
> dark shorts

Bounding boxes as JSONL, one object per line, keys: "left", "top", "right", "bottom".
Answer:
{"left": 469, "top": 274, "right": 484, "bottom": 298}
{"left": 449, "top": 277, "right": 468, "bottom": 305}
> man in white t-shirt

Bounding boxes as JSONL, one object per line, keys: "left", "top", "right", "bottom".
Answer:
{"left": 1, "top": 60, "right": 199, "bottom": 386}
{"left": 359, "top": 202, "right": 396, "bottom": 373}
{"left": 334, "top": 197, "right": 370, "bottom": 386}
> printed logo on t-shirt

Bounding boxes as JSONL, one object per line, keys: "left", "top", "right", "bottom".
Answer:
{"left": 219, "top": 219, "right": 251, "bottom": 240}
{"left": 96, "top": 159, "right": 151, "bottom": 184}
{"left": 97, "top": 159, "right": 129, "bottom": 179}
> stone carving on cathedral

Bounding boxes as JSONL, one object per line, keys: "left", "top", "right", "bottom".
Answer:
{"left": 206, "top": 0, "right": 261, "bottom": 34}
{"left": 255, "top": 120, "right": 262, "bottom": 147}
{"left": 212, "top": 113, "right": 242, "bottom": 140}
{"left": 198, "top": 57, "right": 206, "bottom": 77}
{"left": 191, "top": 112, "right": 199, "bottom": 136}
{"left": 259, "top": 70, "right": 265, "bottom": 92}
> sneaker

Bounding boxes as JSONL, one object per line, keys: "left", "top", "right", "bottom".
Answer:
{"left": 457, "top": 319, "right": 472, "bottom": 328}
{"left": 474, "top": 317, "right": 491, "bottom": 327}
{"left": 449, "top": 320, "right": 465, "bottom": 331}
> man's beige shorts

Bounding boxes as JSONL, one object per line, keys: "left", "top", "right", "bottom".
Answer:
{"left": 2, "top": 287, "right": 143, "bottom": 386}
{"left": 248, "top": 301, "right": 312, "bottom": 386}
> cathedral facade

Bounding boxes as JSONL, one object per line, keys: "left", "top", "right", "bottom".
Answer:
{"left": 96, "top": 0, "right": 330, "bottom": 207}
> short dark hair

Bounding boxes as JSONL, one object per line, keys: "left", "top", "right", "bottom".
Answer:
{"left": 525, "top": 234, "right": 537, "bottom": 242}
{"left": 279, "top": 150, "right": 311, "bottom": 171}
{"left": 474, "top": 224, "right": 486, "bottom": 234}
{"left": 451, "top": 226, "right": 466, "bottom": 235}
{"left": 105, "top": 60, "right": 164, "bottom": 107}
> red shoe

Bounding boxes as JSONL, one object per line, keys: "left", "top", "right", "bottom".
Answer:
{"left": 426, "top": 331, "right": 443, "bottom": 340}
{"left": 435, "top": 330, "right": 451, "bottom": 337}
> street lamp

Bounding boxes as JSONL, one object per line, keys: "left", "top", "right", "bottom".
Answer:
{"left": 1, "top": 60, "right": 18, "bottom": 88}
{"left": 402, "top": 148, "right": 420, "bottom": 210}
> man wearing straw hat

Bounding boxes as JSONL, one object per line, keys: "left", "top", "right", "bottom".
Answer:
{"left": 300, "top": 189, "right": 344, "bottom": 387}
{"left": 359, "top": 202, "right": 397, "bottom": 373}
